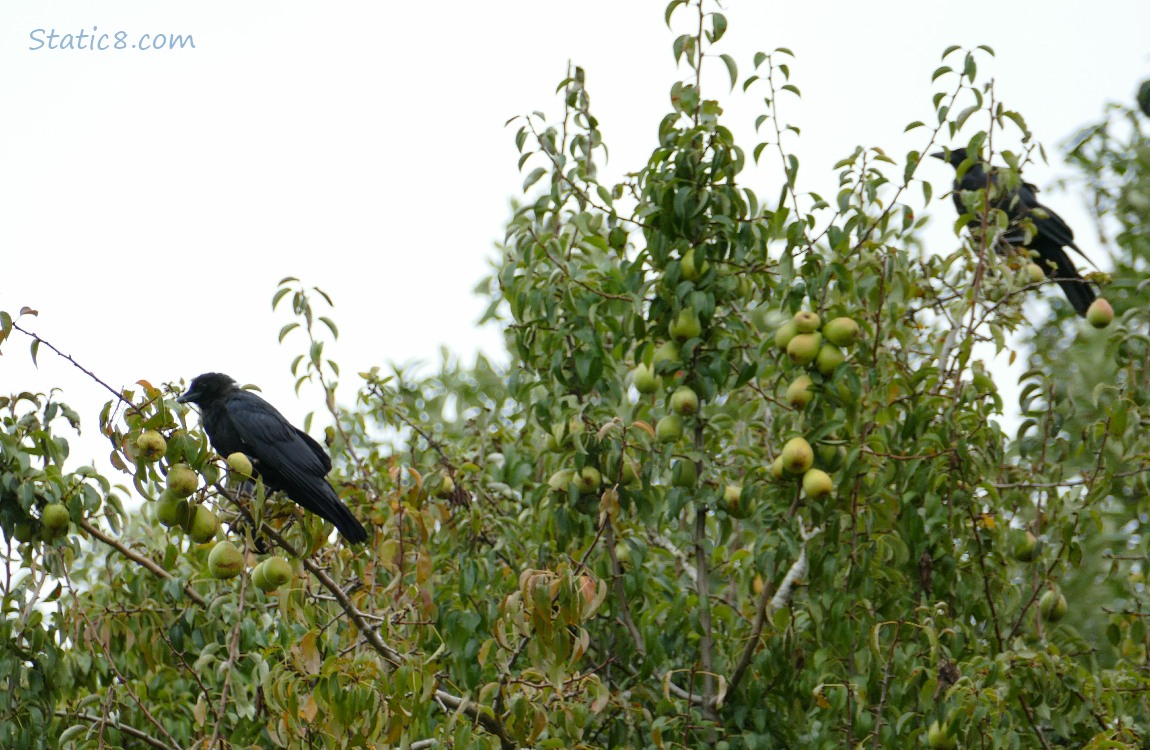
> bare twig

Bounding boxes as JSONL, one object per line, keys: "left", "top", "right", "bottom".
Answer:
{"left": 11, "top": 323, "right": 144, "bottom": 418}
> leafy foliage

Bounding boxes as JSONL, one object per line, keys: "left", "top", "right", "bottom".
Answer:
{"left": 2, "top": 3, "right": 1149, "bottom": 748}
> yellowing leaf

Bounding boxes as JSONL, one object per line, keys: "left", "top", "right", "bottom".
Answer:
{"left": 292, "top": 631, "right": 321, "bottom": 675}
{"left": 299, "top": 693, "right": 318, "bottom": 723}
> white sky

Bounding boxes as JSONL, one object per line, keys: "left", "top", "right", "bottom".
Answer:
{"left": 2, "top": 1, "right": 1148, "bottom": 466}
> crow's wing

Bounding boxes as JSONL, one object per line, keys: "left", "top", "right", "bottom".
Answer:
{"left": 1016, "top": 183, "right": 1097, "bottom": 267}
{"left": 215, "top": 389, "right": 367, "bottom": 544}
{"left": 294, "top": 427, "right": 333, "bottom": 473}
{"left": 225, "top": 390, "right": 330, "bottom": 489}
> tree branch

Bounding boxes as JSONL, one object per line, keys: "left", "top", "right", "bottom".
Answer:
{"left": 693, "top": 506, "right": 716, "bottom": 721}
{"left": 215, "top": 485, "right": 513, "bottom": 749}
{"left": 11, "top": 323, "right": 145, "bottom": 418}
{"left": 207, "top": 540, "right": 251, "bottom": 749}
{"left": 728, "top": 520, "right": 819, "bottom": 697}
{"left": 55, "top": 711, "right": 178, "bottom": 750}
{"left": 606, "top": 521, "right": 645, "bottom": 655}
{"left": 78, "top": 518, "right": 206, "bottom": 607}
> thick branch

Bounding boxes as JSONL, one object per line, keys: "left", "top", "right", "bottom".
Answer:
{"left": 728, "top": 522, "right": 819, "bottom": 697}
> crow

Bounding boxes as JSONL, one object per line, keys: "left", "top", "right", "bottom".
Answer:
{"left": 177, "top": 372, "right": 368, "bottom": 544}
{"left": 932, "top": 147, "right": 1097, "bottom": 316}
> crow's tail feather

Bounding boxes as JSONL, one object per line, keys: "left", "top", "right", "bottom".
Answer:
{"left": 1033, "top": 239, "right": 1096, "bottom": 317}
{"left": 290, "top": 481, "right": 369, "bottom": 544}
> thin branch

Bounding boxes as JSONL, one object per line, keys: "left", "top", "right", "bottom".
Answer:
{"left": 207, "top": 540, "right": 250, "bottom": 750}
{"left": 215, "top": 485, "right": 513, "bottom": 749}
{"left": 78, "top": 519, "right": 206, "bottom": 607}
{"left": 606, "top": 521, "right": 645, "bottom": 655}
{"left": 62, "top": 570, "right": 184, "bottom": 750}
{"left": 11, "top": 323, "right": 144, "bottom": 418}
{"left": 727, "top": 521, "right": 818, "bottom": 698}
{"left": 870, "top": 621, "right": 903, "bottom": 750}
{"left": 693, "top": 506, "right": 716, "bottom": 719}
{"left": 55, "top": 711, "right": 178, "bottom": 750}
{"left": 726, "top": 564, "right": 773, "bottom": 696}
{"left": 769, "top": 521, "right": 817, "bottom": 616}
{"left": 965, "top": 507, "right": 1004, "bottom": 651}
{"left": 1017, "top": 694, "right": 1053, "bottom": 750}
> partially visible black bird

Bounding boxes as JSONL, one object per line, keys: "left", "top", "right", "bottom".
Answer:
{"left": 177, "top": 372, "right": 368, "bottom": 544}
{"left": 1138, "top": 79, "right": 1150, "bottom": 118}
{"left": 932, "top": 147, "right": 1097, "bottom": 316}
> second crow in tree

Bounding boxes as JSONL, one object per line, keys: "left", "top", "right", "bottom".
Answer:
{"left": 933, "top": 147, "right": 1097, "bottom": 316}
{"left": 177, "top": 372, "right": 368, "bottom": 544}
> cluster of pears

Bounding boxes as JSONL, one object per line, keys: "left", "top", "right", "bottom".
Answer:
{"left": 770, "top": 310, "right": 861, "bottom": 500}
{"left": 777, "top": 312, "right": 860, "bottom": 411}
{"left": 1007, "top": 529, "right": 1068, "bottom": 622}
{"left": 775, "top": 310, "right": 860, "bottom": 381}
{"left": 137, "top": 429, "right": 291, "bottom": 590}
{"left": 772, "top": 436, "right": 834, "bottom": 500}
{"left": 206, "top": 540, "right": 292, "bottom": 592}
{"left": 136, "top": 429, "right": 215, "bottom": 540}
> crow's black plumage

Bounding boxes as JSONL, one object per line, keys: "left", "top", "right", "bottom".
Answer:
{"left": 177, "top": 372, "right": 368, "bottom": 544}
{"left": 932, "top": 147, "right": 1097, "bottom": 316}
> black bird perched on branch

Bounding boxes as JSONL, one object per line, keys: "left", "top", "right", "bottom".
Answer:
{"left": 932, "top": 147, "right": 1097, "bottom": 316}
{"left": 177, "top": 372, "right": 368, "bottom": 544}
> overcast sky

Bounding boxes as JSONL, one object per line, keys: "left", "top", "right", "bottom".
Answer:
{"left": 2, "top": 1, "right": 1148, "bottom": 466}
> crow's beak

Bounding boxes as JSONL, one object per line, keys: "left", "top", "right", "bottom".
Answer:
{"left": 176, "top": 390, "right": 194, "bottom": 404}
{"left": 930, "top": 151, "right": 946, "bottom": 161}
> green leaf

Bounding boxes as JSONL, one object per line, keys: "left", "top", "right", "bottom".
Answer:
{"left": 319, "top": 316, "right": 340, "bottom": 340}
{"left": 711, "top": 13, "right": 727, "bottom": 43}
{"left": 523, "top": 167, "right": 547, "bottom": 192}
{"left": 271, "top": 286, "right": 292, "bottom": 310}
{"left": 720, "top": 53, "right": 737, "bottom": 91}
{"left": 278, "top": 322, "right": 300, "bottom": 343}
